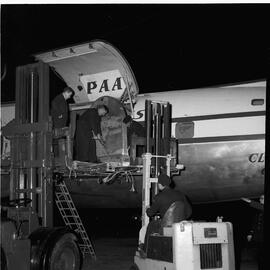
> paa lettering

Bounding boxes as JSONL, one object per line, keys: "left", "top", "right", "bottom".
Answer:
{"left": 133, "top": 109, "right": 145, "bottom": 120}
{"left": 249, "top": 153, "right": 265, "bottom": 163}
{"left": 87, "top": 77, "right": 123, "bottom": 94}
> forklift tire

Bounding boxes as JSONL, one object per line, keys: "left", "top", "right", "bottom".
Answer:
{"left": 45, "top": 233, "right": 81, "bottom": 270}
{"left": 1, "top": 247, "right": 7, "bottom": 270}
{"left": 129, "top": 263, "right": 139, "bottom": 270}
{"left": 30, "top": 227, "right": 82, "bottom": 270}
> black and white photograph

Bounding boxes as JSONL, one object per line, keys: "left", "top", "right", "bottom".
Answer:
{"left": 1, "top": 2, "right": 269, "bottom": 270}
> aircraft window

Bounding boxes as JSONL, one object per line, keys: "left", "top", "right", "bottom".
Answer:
{"left": 251, "top": 99, "right": 264, "bottom": 106}
{"left": 175, "top": 122, "right": 194, "bottom": 139}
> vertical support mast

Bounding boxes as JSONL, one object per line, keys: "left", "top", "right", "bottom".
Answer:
{"left": 29, "top": 71, "right": 36, "bottom": 210}
{"left": 144, "top": 100, "right": 172, "bottom": 195}
{"left": 139, "top": 100, "right": 172, "bottom": 245}
{"left": 141, "top": 153, "right": 152, "bottom": 229}
{"left": 9, "top": 62, "right": 53, "bottom": 229}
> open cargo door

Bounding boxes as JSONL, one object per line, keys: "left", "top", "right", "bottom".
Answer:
{"left": 35, "top": 40, "right": 139, "bottom": 167}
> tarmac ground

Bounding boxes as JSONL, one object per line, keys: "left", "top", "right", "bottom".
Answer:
{"left": 82, "top": 237, "right": 259, "bottom": 270}
{"left": 54, "top": 202, "right": 263, "bottom": 270}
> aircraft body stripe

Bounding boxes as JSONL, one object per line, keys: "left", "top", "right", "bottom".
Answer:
{"left": 171, "top": 110, "right": 265, "bottom": 123}
{"left": 178, "top": 134, "right": 265, "bottom": 144}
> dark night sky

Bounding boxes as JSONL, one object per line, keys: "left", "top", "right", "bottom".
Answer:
{"left": 1, "top": 3, "right": 269, "bottom": 102}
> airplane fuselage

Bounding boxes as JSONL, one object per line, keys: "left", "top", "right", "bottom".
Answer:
{"left": 1, "top": 83, "right": 265, "bottom": 207}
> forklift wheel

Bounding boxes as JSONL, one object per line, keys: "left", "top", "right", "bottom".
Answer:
{"left": 129, "top": 263, "right": 139, "bottom": 270}
{"left": 1, "top": 247, "right": 7, "bottom": 270}
{"left": 30, "top": 227, "right": 82, "bottom": 270}
{"left": 46, "top": 233, "right": 81, "bottom": 270}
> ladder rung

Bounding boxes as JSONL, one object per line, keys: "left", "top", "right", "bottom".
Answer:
{"left": 58, "top": 206, "right": 77, "bottom": 211}
{"left": 56, "top": 191, "right": 70, "bottom": 194}
{"left": 64, "top": 218, "right": 81, "bottom": 222}
{"left": 54, "top": 198, "right": 73, "bottom": 201}
{"left": 57, "top": 202, "right": 74, "bottom": 206}
{"left": 79, "top": 231, "right": 88, "bottom": 234}
{"left": 79, "top": 245, "right": 95, "bottom": 251}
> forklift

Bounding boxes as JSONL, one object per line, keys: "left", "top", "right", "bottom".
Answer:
{"left": 0, "top": 62, "right": 94, "bottom": 270}
{"left": 131, "top": 101, "right": 236, "bottom": 270}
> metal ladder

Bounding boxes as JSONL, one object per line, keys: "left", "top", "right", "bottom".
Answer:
{"left": 55, "top": 180, "right": 96, "bottom": 259}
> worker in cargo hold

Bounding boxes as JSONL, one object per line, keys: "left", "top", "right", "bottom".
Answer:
{"left": 51, "top": 86, "right": 74, "bottom": 128}
{"left": 140, "top": 174, "right": 192, "bottom": 256}
{"left": 74, "top": 105, "right": 109, "bottom": 162}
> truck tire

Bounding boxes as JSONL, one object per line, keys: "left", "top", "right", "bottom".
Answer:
{"left": 30, "top": 227, "right": 82, "bottom": 270}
